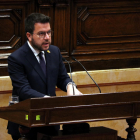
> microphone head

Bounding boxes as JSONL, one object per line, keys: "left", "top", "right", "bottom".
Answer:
{"left": 62, "top": 57, "right": 66, "bottom": 61}
{"left": 72, "top": 56, "right": 76, "bottom": 61}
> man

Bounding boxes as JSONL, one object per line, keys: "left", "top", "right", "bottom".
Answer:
{"left": 8, "top": 13, "right": 82, "bottom": 140}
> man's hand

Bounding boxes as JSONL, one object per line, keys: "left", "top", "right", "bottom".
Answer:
{"left": 67, "top": 84, "right": 82, "bottom": 96}
{"left": 44, "top": 95, "right": 50, "bottom": 97}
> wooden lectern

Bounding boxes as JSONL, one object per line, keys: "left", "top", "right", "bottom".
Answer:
{"left": 0, "top": 91, "right": 140, "bottom": 140}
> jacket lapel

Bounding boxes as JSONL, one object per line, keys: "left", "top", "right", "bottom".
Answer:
{"left": 24, "top": 43, "right": 47, "bottom": 84}
{"left": 45, "top": 50, "right": 51, "bottom": 80}
{"left": 45, "top": 50, "right": 52, "bottom": 91}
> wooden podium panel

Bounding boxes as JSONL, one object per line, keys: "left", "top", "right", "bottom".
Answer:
{"left": 0, "top": 91, "right": 140, "bottom": 128}
{"left": 0, "top": 91, "right": 139, "bottom": 139}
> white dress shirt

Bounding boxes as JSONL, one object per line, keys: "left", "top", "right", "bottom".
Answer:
{"left": 27, "top": 41, "right": 46, "bottom": 63}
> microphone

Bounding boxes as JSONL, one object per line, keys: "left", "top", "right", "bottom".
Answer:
{"left": 72, "top": 57, "right": 101, "bottom": 93}
{"left": 62, "top": 57, "right": 75, "bottom": 95}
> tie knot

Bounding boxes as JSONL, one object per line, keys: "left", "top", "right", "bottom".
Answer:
{"left": 38, "top": 52, "right": 43, "bottom": 57}
{"left": 38, "top": 52, "right": 45, "bottom": 63}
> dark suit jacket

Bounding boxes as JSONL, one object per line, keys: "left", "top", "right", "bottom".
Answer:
{"left": 7, "top": 42, "right": 72, "bottom": 136}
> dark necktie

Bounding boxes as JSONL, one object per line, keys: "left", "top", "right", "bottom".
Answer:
{"left": 38, "top": 52, "right": 46, "bottom": 76}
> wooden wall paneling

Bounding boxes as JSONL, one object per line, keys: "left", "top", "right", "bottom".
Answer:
{"left": 1, "top": 0, "right": 140, "bottom": 75}
{"left": 53, "top": 0, "right": 70, "bottom": 58}
{"left": 0, "top": 0, "right": 36, "bottom": 76}
{"left": 70, "top": 0, "right": 140, "bottom": 71}
{"left": 0, "top": 9, "right": 22, "bottom": 76}
{"left": 37, "top": 0, "right": 54, "bottom": 42}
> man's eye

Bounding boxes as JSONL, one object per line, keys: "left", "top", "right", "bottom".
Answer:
{"left": 47, "top": 30, "right": 51, "bottom": 34}
{"left": 39, "top": 32, "right": 45, "bottom": 35}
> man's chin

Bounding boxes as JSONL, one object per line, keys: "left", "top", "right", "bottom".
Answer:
{"left": 42, "top": 46, "right": 50, "bottom": 51}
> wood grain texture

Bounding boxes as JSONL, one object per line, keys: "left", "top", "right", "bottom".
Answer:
{"left": 0, "top": 0, "right": 140, "bottom": 76}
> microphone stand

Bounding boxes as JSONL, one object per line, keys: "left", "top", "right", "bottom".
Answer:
{"left": 72, "top": 57, "right": 101, "bottom": 93}
{"left": 62, "top": 57, "right": 75, "bottom": 95}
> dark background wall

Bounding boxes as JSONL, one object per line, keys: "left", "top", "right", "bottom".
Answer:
{"left": 0, "top": 0, "right": 140, "bottom": 76}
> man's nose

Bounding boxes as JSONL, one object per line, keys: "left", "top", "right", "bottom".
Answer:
{"left": 44, "top": 33, "right": 50, "bottom": 39}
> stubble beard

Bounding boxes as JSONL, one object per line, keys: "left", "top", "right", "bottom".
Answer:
{"left": 31, "top": 37, "right": 51, "bottom": 51}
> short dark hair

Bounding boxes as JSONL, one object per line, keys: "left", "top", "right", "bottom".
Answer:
{"left": 25, "top": 13, "right": 50, "bottom": 34}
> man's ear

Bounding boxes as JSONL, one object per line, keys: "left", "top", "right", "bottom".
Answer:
{"left": 26, "top": 32, "right": 32, "bottom": 41}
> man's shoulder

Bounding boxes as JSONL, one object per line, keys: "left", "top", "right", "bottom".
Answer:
{"left": 49, "top": 45, "right": 59, "bottom": 50}
{"left": 49, "top": 45, "right": 60, "bottom": 53}
{"left": 10, "top": 42, "right": 28, "bottom": 57}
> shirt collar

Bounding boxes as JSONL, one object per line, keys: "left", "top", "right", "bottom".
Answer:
{"left": 27, "top": 41, "right": 45, "bottom": 57}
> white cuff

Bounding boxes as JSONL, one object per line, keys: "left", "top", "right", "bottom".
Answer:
{"left": 44, "top": 95, "right": 50, "bottom": 97}
{"left": 66, "top": 82, "right": 76, "bottom": 91}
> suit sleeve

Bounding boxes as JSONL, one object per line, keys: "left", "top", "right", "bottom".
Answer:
{"left": 56, "top": 48, "right": 72, "bottom": 91}
{"left": 8, "top": 55, "right": 45, "bottom": 101}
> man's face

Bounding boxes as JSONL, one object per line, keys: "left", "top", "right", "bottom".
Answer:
{"left": 26, "top": 22, "right": 51, "bottom": 51}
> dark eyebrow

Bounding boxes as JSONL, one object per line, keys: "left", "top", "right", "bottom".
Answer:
{"left": 38, "top": 30, "right": 51, "bottom": 33}
{"left": 38, "top": 31, "right": 45, "bottom": 33}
